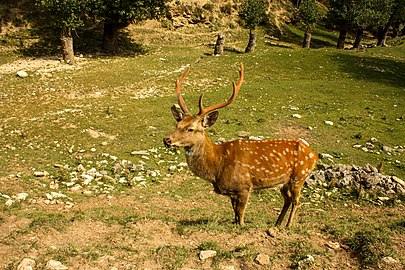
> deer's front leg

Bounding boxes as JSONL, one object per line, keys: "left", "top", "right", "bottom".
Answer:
{"left": 233, "top": 191, "right": 250, "bottom": 226}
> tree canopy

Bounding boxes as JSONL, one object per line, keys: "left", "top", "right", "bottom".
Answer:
{"left": 238, "top": 0, "right": 268, "bottom": 31}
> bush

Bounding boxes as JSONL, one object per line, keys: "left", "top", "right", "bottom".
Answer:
{"left": 345, "top": 230, "right": 393, "bottom": 266}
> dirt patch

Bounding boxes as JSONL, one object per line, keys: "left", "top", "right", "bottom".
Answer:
{"left": 0, "top": 57, "right": 88, "bottom": 75}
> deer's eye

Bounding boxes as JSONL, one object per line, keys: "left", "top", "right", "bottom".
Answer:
{"left": 187, "top": 128, "right": 194, "bottom": 132}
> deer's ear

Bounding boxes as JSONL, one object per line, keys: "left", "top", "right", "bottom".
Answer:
{"left": 202, "top": 111, "right": 219, "bottom": 128}
{"left": 171, "top": 105, "right": 184, "bottom": 122}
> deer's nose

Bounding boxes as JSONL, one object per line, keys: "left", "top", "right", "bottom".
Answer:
{"left": 163, "top": 137, "right": 172, "bottom": 148}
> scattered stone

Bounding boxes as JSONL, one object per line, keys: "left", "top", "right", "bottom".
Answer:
{"left": 131, "top": 150, "right": 150, "bottom": 156}
{"left": 324, "top": 121, "right": 334, "bottom": 126}
{"left": 309, "top": 163, "right": 405, "bottom": 195}
{"left": 17, "top": 70, "right": 28, "bottom": 78}
{"left": 45, "top": 260, "right": 68, "bottom": 270}
{"left": 392, "top": 176, "right": 405, "bottom": 187}
{"left": 292, "top": 114, "right": 302, "bottom": 119}
{"left": 34, "top": 171, "right": 46, "bottom": 177}
{"left": 319, "top": 153, "right": 333, "bottom": 160}
{"left": 325, "top": 241, "right": 340, "bottom": 250}
{"left": 255, "top": 253, "right": 270, "bottom": 265}
{"left": 266, "top": 227, "right": 279, "bottom": 238}
{"left": 297, "top": 255, "right": 314, "bottom": 270}
{"left": 14, "top": 193, "right": 29, "bottom": 201}
{"left": 5, "top": 199, "right": 14, "bottom": 206}
{"left": 382, "top": 145, "right": 393, "bottom": 153}
{"left": 17, "top": 258, "right": 35, "bottom": 270}
{"left": 381, "top": 256, "right": 399, "bottom": 265}
{"left": 199, "top": 250, "right": 217, "bottom": 260}
{"left": 237, "top": 131, "right": 250, "bottom": 138}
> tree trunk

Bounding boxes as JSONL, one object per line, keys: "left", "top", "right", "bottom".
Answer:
{"left": 60, "top": 28, "right": 75, "bottom": 65}
{"left": 337, "top": 28, "right": 347, "bottom": 49}
{"left": 392, "top": 22, "right": 400, "bottom": 38}
{"left": 353, "top": 28, "right": 363, "bottom": 49}
{"left": 213, "top": 34, "right": 225, "bottom": 55}
{"left": 245, "top": 29, "right": 256, "bottom": 53}
{"left": 377, "top": 24, "right": 390, "bottom": 47}
{"left": 103, "top": 22, "right": 120, "bottom": 54}
{"left": 302, "top": 31, "right": 311, "bottom": 48}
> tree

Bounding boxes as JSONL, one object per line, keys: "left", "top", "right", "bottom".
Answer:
{"left": 37, "top": 0, "right": 87, "bottom": 64}
{"left": 351, "top": 0, "right": 375, "bottom": 48}
{"left": 238, "top": 0, "right": 268, "bottom": 53}
{"left": 327, "top": 0, "right": 356, "bottom": 49}
{"left": 297, "top": 0, "right": 321, "bottom": 48}
{"left": 89, "top": 0, "right": 168, "bottom": 53}
{"left": 374, "top": 0, "right": 404, "bottom": 46}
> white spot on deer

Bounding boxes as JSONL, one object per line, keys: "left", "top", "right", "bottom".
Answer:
{"left": 309, "top": 152, "right": 314, "bottom": 159}
{"left": 299, "top": 160, "right": 304, "bottom": 165}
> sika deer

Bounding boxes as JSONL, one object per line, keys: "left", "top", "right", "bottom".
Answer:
{"left": 163, "top": 63, "right": 318, "bottom": 227}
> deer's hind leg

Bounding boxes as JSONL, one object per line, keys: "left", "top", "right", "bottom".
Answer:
{"left": 286, "top": 181, "right": 304, "bottom": 228}
{"left": 275, "top": 184, "right": 292, "bottom": 227}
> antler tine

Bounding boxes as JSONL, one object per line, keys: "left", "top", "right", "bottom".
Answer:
{"left": 176, "top": 66, "right": 191, "bottom": 114}
{"left": 198, "top": 63, "right": 244, "bottom": 117}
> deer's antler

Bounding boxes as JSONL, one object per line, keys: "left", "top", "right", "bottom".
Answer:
{"left": 198, "top": 63, "right": 244, "bottom": 117}
{"left": 176, "top": 66, "right": 191, "bottom": 114}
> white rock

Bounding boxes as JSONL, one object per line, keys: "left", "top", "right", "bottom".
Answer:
{"left": 392, "top": 176, "right": 405, "bottom": 187}
{"left": 45, "top": 260, "right": 68, "bottom": 270}
{"left": 5, "top": 199, "right": 14, "bottom": 206}
{"left": 325, "top": 241, "right": 340, "bottom": 250}
{"left": 17, "top": 70, "right": 28, "bottom": 78}
{"left": 266, "top": 227, "right": 279, "bottom": 238}
{"left": 319, "top": 153, "right": 333, "bottom": 159}
{"left": 292, "top": 114, "right": 302, "bottom": 119}
{"left": 14, "top": 193, "right": 29, "bottom": 201}
{"left": 255, "top": 253, "right": 270, "bottom": 265}
{"left": 131, "top": 150, "right": 149, "bottom": 155}
{"left": 34, "top": 171, "right": 46, "bottom": 177}
{"left": 50, "top": 192, "right": 66, "bottom": 198}
{"left": 381, "top": 256, "right": 398, "bottom": 265}
{"left": 297, "top": 255, "right": 314, "bottom": 270}
{"left": 17, "top": 258, "right": 36, "bottom": 270}
{"left": 324, "top": 121, "right": 334, "bottom": 126}
{"left": 199, "top": 250, "right": 217, "bottom": 260}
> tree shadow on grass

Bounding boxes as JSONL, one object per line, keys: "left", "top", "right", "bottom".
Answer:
{"left": 264, "top": 23, "right": 337, "bottom": 49}
{"left": 2, "top": 1, "right": 146, "bottom": 59}
{"left": 18, "top": 24, "right": 146, "bottom": 58}
{"left": 329, "top": 53, "right": 405, "bottom": 91}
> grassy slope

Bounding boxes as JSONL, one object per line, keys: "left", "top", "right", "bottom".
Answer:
{"left": 0, "top": 28, "right": 404, "bottom": 178}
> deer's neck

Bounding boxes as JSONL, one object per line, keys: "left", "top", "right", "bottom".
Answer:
{"left": 185, "top": 133, "right": 223, "bottom": 183}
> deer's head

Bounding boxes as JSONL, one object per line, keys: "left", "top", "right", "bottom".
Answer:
{"left": 164, "top": 64, "right": 244, "bottom": 149}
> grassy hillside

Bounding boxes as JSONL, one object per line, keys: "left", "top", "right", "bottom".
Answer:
{"left": 0, "top": 16, "right": 404, "bottom": 270}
